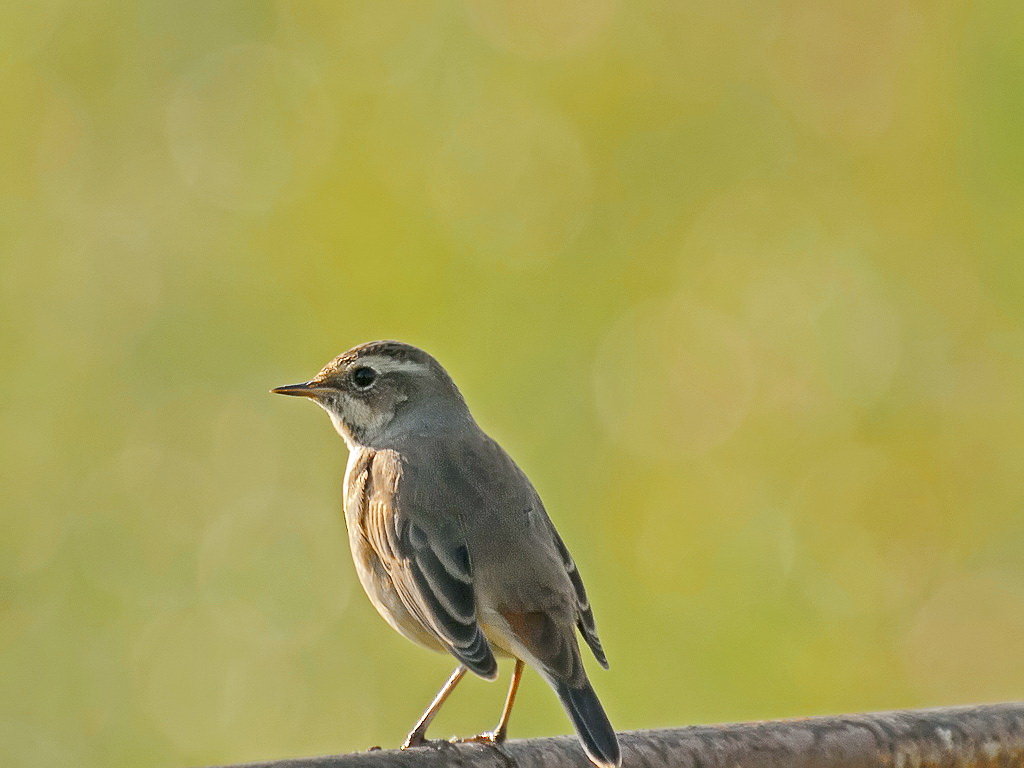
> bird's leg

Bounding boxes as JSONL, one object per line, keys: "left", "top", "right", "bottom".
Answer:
{"left": 402, "top": 665, "right": 467, "bottom": 749}
{"left": 454, "top": 659, "right": 525, "bottom": 745}
{"left": 490, "top": 659, "right": 525, "bottom": 743}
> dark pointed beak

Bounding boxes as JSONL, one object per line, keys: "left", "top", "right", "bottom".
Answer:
{"left": 271, "top": 381, "right": 322, "bottom": 398}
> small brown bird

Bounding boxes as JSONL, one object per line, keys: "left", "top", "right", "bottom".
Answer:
{"left": 273, "top": 341, "right": 619, "bottom": 767}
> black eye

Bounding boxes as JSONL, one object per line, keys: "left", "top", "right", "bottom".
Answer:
{"left": 351, "top": 366, "right": 377, "bottom": 389}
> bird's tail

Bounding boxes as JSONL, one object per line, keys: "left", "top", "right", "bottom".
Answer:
{"left": 552, "top": 677, "right": 621, "bottom": 768}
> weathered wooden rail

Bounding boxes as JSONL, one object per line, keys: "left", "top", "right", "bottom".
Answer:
{"left": 208, "top": 702, "right": 1024, "bottom": 768}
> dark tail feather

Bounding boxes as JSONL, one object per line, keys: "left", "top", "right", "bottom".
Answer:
{"left": 553, "top": 678, "right": 621, "bottom": 768}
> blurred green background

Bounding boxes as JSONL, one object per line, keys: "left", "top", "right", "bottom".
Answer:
{"left": 3, "top": 1, "right": 1024, "bottom": 766}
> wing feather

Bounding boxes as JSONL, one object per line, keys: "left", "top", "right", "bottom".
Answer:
{"left": 550, "top": 525, "right": 609, "bottom": 669}
{"left": 362, "top": 451, "right": 497, "bottom": 679}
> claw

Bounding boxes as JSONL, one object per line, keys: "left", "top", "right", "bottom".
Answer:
{"left": 402, "top": 736, "right": 452, "bottom": 751}
{"left": 451, "top": 731, "right": 506, "bottom": 745}
{"left": 401, "top": 734, "right": 425, "bottom": 750}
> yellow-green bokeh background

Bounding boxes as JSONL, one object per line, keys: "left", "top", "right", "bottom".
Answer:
{"left": 3, "top": 1, "right": 1024, "bottom": 766}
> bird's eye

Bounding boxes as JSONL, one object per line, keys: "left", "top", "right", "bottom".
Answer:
{"left": 351, "top": 366, "right": 377, "bottom": 389}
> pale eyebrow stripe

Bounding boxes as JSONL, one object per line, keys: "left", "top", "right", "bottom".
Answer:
{"left": 356, "top": 356, "right": 430, "bottom": 376}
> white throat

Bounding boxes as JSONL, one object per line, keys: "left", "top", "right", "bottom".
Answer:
{"left": 315, "top": 395, "right": 392, "bottom": 449}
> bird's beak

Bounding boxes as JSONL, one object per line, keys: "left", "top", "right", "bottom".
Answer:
{"left": 271, "top": 381, "right": 323, "bottom": 398}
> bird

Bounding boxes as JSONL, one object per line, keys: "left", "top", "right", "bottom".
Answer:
{"left": 272, "top": 340, "right": 620, "bottom": 767}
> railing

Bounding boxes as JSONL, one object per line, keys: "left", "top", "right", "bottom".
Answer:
{"left": 207, "top": 702, "right": 1024, "bottom": 768}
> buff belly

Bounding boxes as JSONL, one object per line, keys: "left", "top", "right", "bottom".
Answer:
{"left": 348, "top": 529, "right": 519, "bottom": 664}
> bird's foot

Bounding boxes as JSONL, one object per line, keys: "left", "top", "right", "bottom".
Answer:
{"left": 402, "top": 734, "right": 453, "bottom": 751}
{"left": 451, "top": 730, "right": 507, "bottom": 745}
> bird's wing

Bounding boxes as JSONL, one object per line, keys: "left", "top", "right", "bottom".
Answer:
{"left": 548, "top": 523, "right": 609, "bottom": 669}
{"left": 362, "top": 449, "right": 497, "bottom": 679}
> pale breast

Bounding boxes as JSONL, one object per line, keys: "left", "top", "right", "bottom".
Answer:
{"left": 343, "top": 447, "right": 444, "bottom": 653}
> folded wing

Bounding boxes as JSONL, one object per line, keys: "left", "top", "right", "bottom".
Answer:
{"left": 360, "top": 452, "right": 497, "bottom": 679}
{"left": 549, "top": 524, "right": 609, "bottom": 668}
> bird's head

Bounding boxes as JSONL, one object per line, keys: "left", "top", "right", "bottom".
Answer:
{"left": 272, "top": 340, "right": 471, "bottom": 447}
